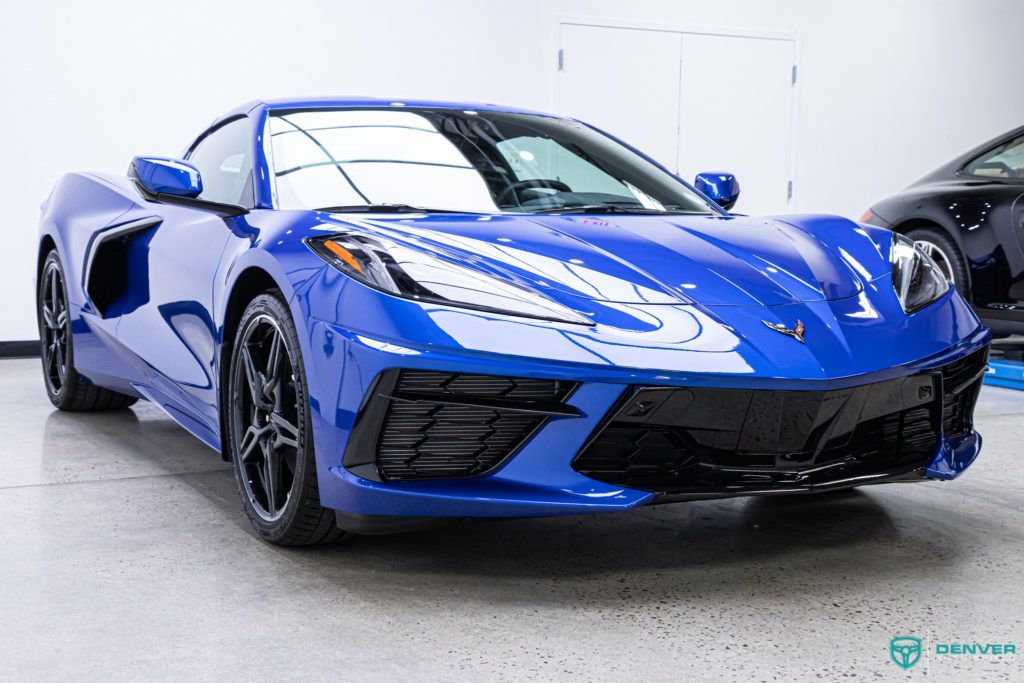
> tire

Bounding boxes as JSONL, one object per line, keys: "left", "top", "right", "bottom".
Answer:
{"left": 226, "top": 291, "right": 348, "bottom": 546}
{"left": 905, "top": 227, "right": 969, "bottom": 295}
{"left": 37, "top": 250, "right": 138, "bottom": 411}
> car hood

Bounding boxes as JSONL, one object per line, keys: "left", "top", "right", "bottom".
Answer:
{"left": 317, "top": 212, "right": 867, "bottom": 306}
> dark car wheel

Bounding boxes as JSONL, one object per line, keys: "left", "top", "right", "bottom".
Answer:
{"left": 37, "top": 250, "right": 138, "bottom": 411}
{"left": 227, "top": 291, "right": 348, "bottom": 546}
{"left": 906, "top": 228, "right": 969, "bottom": 294}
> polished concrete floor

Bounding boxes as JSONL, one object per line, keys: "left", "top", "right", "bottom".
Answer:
{"left": 1, "top": 358, "right": 1022, "bottom": 681}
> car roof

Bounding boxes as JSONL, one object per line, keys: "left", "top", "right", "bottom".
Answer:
{"left": 258, "top": 96, "right": 553, "bottom": 116}
{"left": 200, "top": 97, "right": 562, "bottom": 138}
{"left": 913, "top": 123, "right": 1024, "bottom": 185}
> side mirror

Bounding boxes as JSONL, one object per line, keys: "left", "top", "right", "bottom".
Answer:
{"left": 130, "top": 156, "right": 202, "bottom": 198}
{"left": 694, "top": 172, "right": 739, "bottom": 211}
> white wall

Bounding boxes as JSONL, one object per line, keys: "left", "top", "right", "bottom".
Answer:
{"left": 2, "top": 0, "right": 1022, "bottom": 340}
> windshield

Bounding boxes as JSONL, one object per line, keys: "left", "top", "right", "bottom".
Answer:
{"left": 267, "top": 108, "right": 717, "bottom": 215}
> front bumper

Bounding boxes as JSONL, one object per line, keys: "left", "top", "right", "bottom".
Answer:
{"left": 575, "top": 347, "right": 987, "bottom": 501}
{"left": 303, "top": 313, "right": 990, "bottom": 519}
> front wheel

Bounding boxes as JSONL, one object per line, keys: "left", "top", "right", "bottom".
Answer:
{"left": 906, "top": 228, "right": 968, "bottom": 295}
{"left": 226, "top": 291, "right": 348, "bottom": 546}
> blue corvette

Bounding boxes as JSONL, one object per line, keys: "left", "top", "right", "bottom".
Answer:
{"left": 37, "top": 97, "right": 990, "bottom": 544}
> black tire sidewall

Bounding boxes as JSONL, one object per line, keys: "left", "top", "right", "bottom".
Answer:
{"left": 37, "top": 251, "right": 75, "bottom": 406}
{"left": 905, "top": 228, "right": 969, "bottom": 296}
{"left": 227, "top": 292, "right": 316, "bottom": 542}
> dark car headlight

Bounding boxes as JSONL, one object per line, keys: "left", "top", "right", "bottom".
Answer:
{"left": 306, "top": 233, "right": 592, "bottom": 325}
{"left": 891, "top": 233, "right": 950, "bottom": 314}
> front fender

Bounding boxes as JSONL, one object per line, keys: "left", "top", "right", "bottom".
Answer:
{"left": 214, "top": 210, "right": 339, "bottom": 457}
{"left": 775, "top": 213, "right": 894, "bottom": 283}
{"left": 216, "top": 211, "right": 324, "bottom": 352}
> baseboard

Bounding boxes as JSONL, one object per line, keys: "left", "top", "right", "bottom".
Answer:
{"left": 0, "top": 340, "right": 40, "bottom": 358}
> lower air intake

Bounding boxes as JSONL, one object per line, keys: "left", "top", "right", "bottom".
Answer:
{"left": 940, "top": 347, "right": 987, "bottom": 437}
{"left": 344, "top": 370, "right": 577, "bottom": 481}
{"left": 573, "top": 350, "right": 987, "bottom": 496}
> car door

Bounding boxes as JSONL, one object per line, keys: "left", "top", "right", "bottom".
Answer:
{"left": 115, "top": 117, "right": 255, "bottom": 445}
{"left": 961, "top": 133, "right": 1024, "bottom": 304}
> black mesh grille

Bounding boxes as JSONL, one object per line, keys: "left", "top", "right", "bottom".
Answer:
{"left": 368, "top": 371, "right": 575, "bottom": 481}
{"left": 396, "top": 371, "right": 568, "bottom": 401}
{"left": 941, "top": 348, "right": 987, "bottom": 437}
{"left": 573, "top": 352, "right": 985, "bottom": 495}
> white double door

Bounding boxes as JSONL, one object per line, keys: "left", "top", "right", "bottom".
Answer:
{"left": 558, "top": 23, "right": 797, "bottom": 215}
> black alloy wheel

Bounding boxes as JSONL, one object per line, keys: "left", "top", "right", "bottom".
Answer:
{"left": 232, "top": 312, "right": 301, "bottom": 521}
{"left": 37, "top": 250, "right": 137, "bottom": 411}
{"left": 227, "top": 292, "right": 346, "bottom": 545}
{"left": 39, "top": 256, "right": 69, "bottom": 396}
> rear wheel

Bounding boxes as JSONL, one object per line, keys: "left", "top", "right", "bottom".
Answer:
{"left": 227, "top": 291, "right": 347, "bottom": 546}
{"left": 906, "top": 227, "right": 968, "bottom": 294}
{"left": 37, "top": 250, "right": 137, "bottom": 411}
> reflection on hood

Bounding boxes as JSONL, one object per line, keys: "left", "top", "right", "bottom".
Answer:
{"left": 321, "top": 212, "right": 887, "bottom": 307}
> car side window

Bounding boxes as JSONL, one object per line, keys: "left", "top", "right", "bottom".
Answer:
{"left": 964, "top": 134, "right": 1024, "bottom": 180}
{"left": 187, "top": 117, "right": 254, "bottom": 206}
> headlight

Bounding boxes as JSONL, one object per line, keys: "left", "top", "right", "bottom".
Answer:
{"left": 306, "top": 233, "right": 592, "bottom": 325}
{"left": 891, "top": 233, "right": 950, "bottom": 313}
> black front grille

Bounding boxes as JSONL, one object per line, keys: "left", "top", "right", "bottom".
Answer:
{"left": 396, "top": 371, "right": 569, "bottom": 401}
{"left": 573, "top": 351, "right": 987, "bottom": 495}
{"left": 344, "top": 370, "right": 576, "bottom": 481}
{"left": 378, "top": 402, "right": 547, "bottom": 479}
{"left": 941, "top": 347, "right": 987, "bottom": 437}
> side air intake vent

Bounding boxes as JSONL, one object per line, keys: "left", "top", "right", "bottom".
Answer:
{"left": 85, "top": 217, "right": 161, "bottom": 317}
{"left": 343, "top": 370, "right": 578, "bottom": 481}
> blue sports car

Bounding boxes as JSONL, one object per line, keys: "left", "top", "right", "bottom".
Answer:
{"left": 37, "top": 97, "right": 990, "bottom": 544}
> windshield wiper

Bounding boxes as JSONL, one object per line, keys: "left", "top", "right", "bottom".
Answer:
{"left": 529, "top": 204, "right": 670, "bottom": 215}
{"left": 315, "top": 203, "right": 474, "bottom": 214}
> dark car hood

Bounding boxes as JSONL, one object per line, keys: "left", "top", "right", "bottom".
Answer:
{"left": 318, "top": 212, "right": 865, "bottom": 306}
